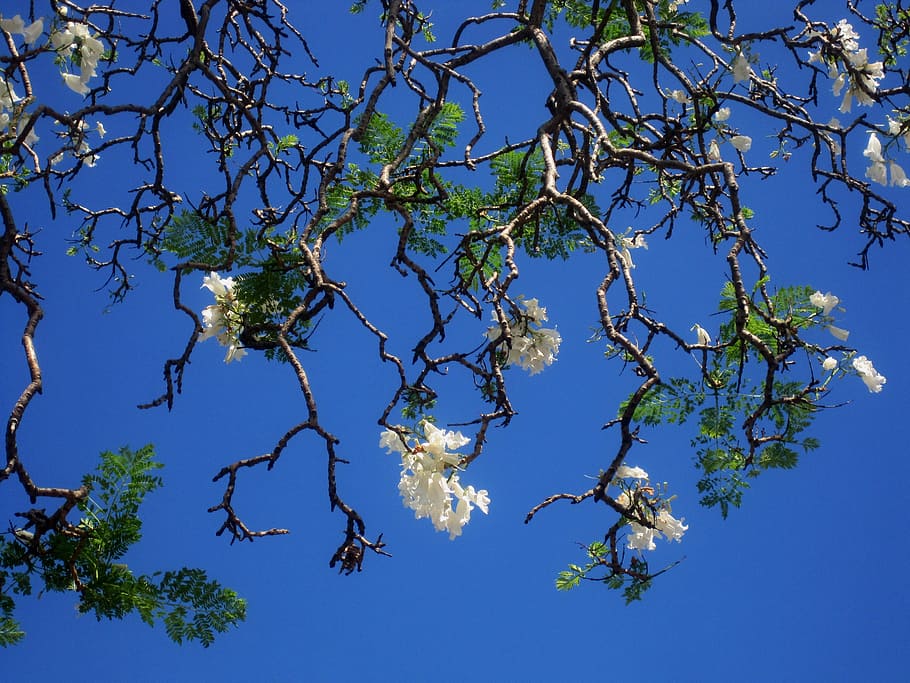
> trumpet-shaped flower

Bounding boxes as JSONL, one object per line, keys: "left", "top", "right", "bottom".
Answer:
{"left": 707, "top": 139, "right": 721, "bottom": 162}
{"left": 852, "top": 355, "right": 886, "bottom": 393}
{"left": 730, "top": 135, "right": 752, "bottom": 153}
{"left": 732, "top": 51, "right": 751, "bottom": 83}
{"left": 826, "top": 325, "right": 850, "bottom": 341}
{"left": 866, "top": 159, "right": 888, "bottom": 186}
{"left": 890, "top": 162, "right": 910, "bottom": 188}
{"left": 617, "top": 232, "right": 648, "bottom": 269}
{"left": 615, "top": 464, "right": 649, "bottom": 480}
{"left": 713, "top": 107, "right": 731, "bottom": 122}
{"left": 863, "top": 132, "right": 884, "bottom": 164}
{"left": 627, "top": 522, "right": 659, "bottom": 551}
{"left": 691, "top": 323, "right": 711, "bottom": 346}
{"left": 62, "top": 72, "right": 90, "bottom": 96}
{"left": 655, "top": 510, "right": 688, "bottom": 542}
{"left": 809, "top": 290, "right": 840, "bottom": 316}
{"left": 202, "top": 271, "right": 236, "bottom": 298}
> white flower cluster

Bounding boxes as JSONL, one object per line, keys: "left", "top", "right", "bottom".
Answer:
{"left": 0, "top": 80, "right": 37, "bottom": 149}
{"left": 380, "top": 421, "right": 490, "bottom": 540}
{"left": 613, "top": 464, "right": 688, "bottom": 552}
{"left": 812, "top": 290, "right": 886, "bottom": 393}
{"left": 0, "top": 11, "right": 108, "bottom": 166}
{"left": 808, "top": 19, "right": 884, "bottom": 113}
{"left": 1, "top": 11, "right": 104, "bottom": 96}
{"left": 199, "top": 271, "right": 247, "bottom": 363}
{"left": 52, "top": 19, "right": 105, "bottom": 96}
{"left": 486, "top": 297, "right": 561, "bottom": 375}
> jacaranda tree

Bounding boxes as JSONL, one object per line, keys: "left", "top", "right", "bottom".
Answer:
{"left": 1, "top": 0, "right": 906, "bottom": 644}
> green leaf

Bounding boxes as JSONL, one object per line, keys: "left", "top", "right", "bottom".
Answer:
{"left": 555, "top": 570, "right": 582, "bottom": 591}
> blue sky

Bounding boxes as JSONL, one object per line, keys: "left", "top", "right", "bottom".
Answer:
{"left": 3, "top": 2, "right": 909, "bottom": 681}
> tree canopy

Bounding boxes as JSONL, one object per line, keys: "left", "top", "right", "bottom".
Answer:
{"left": 1, "top": 0, "right": 907, "bottom": 648}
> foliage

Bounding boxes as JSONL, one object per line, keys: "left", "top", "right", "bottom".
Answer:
{"left": 0, "top": 447, "right": 245, "bottom": 646}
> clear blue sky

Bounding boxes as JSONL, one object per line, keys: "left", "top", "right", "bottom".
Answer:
{"left": 3, "top": 2, "right": 909, "bottom": 681}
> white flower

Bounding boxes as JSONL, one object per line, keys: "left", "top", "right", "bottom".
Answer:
{"left": 379, "top": 429, "right": 409, "bottom": 454}
{"left": 0, "top": 80, "right": 19, "bottom": 110}
{"left": 863, "top": 133, "right": 884, "bottom": 163}
{"left": 831, "top": 72, "right": 848, "bottom": 98}
{"left": 618, "top": 232, "right": 648, "bottom": 269}
{"left": 655, "top": 509, "right": 688, "bottom": 542}
{"left": 665, "top": 89, "right": 690, "bottom": 104}
{"left": 713, "top": 107, "right": 731, "bottom": 122}
{"left": 730, "top": 135, "right": 752, "bottom": 152}
{"left": 826, "top": 325, "right": 850, "bottom": 341}
{"left": 96, "top": 121, "right": 107, "bottom": 138}
{"left": 22, "top": 119, "right": 38, "bottom": 147}
{"left": 202, "top": 271, "right": 236, "bottom": 298}
{"left": 223, "top": 344, "right": 247, "bottom": 363}
{"left": 691, "top": 323, "right": 711, "bottom": 345}
{"left": 809, "top": 290, "right": 840, "bottom": 316}
{"left": 23, "top": 18, "right": 43, "bottom": 44}
{"left": 822, "top": 356, "right": 838, "bottom": 371}
{"left": 467, "top": 485, "right": 491, "bottom": 514}
{"left": 852, "top": 355, "right": 886, "bottom": 393}
{"left": 707, "top": 139, "right": 721, "bottom": 162}
{"left": 50, "top": 26, "right": 74, "bottom": 50}
{"left": 62, "top": 73, "right": 90, "bottom": 96}
{"left": 627, "top": 522, "right": 658, "bottom": 551}
{"left": 866, "top": 161, "right": 888, "bottom": 186}
{"left": 615, "top": 464, "right": 649, "bottom": 480}
{"left": 732, "top": 51, "right": 751, "bottom": 83}
{"left": 890, "top": 161, "right": 910, "bottom": 188}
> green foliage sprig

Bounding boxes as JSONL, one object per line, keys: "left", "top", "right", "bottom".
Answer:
{"left": 0, "top": 446, "right": 245, "bottom": 647}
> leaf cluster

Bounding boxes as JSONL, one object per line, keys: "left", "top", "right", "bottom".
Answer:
{"left": 0, "top": 446, "right": 245, "bottom": 647}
